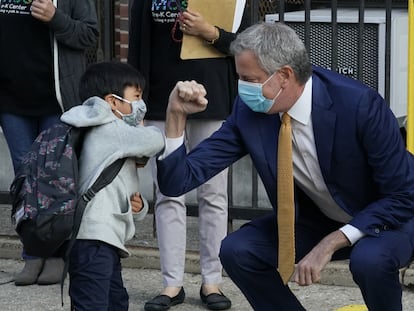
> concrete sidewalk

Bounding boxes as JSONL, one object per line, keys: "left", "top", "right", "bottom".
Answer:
{"left": 1, "top": 205, "right": 414, "bottom": 310}
{"left": 1, "top": 257, "right": 414, "bottom": 311}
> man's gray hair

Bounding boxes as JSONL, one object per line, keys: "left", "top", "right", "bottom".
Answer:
{"left": 230, "top": 22, "right": 312, "bottom": 84}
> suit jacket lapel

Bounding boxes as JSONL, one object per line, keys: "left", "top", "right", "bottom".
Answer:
{"left": 311, "top": 76, "right": 337, "bottom": 181}
{"left": 259, "top": 114, "right": 280, "bottom": 181}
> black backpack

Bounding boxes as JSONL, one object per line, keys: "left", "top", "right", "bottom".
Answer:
{"left": 10, "top": 121, "right": 125, "bottom": 258}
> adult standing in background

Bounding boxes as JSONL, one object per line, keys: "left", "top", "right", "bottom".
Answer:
{"left": 0, "top": 0, "right": 99, "bottom": 286}
{"left": 128, "top": 0, "right": 249, "bottom": 310}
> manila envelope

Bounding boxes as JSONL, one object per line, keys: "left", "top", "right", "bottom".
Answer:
{"left": 180, "top": 0, "right": 236, "bottom": 60}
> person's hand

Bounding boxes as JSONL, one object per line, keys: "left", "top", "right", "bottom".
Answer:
{"left": 168, "top": 80, "right": 208, "bottom": 116}
{"left": 130, "top": 192, "right": 143, "bottom": 213}
{"left": 292, "top": 230, "right": 350, "bottom": 286}
{"left": 31, "top": 0, "right": 56, "bottom": 22}
{"left": 180, "top": 9, "right": 217, "bottom": 41}
{"left": 165, "top": 80, "right": 207, "bottom": 138}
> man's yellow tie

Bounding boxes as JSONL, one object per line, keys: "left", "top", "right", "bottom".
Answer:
{"left": 277, "top": 113, "right": 295, "bottom": 284}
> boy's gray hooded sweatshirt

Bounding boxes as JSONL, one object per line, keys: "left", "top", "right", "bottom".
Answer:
{"left": 61, "top": 97, "right": 164, "bottom": 257}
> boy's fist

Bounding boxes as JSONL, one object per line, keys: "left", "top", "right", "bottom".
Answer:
{"left": 130, "top": 192, "right": 143, "bottom": 213}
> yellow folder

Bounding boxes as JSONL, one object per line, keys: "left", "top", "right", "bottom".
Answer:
{"left": 180, "top": 0, "right": 237, "bottom": 60}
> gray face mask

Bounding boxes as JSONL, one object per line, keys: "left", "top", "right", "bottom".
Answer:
{"left": 112, "top": 94, "right": 147, "bottom": 127}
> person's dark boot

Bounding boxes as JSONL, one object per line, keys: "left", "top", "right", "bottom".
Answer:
{"left": 37, "top": 257, "right": 65, "bottom": 285}
{"left": 14, "top": 258, "right": 44, "bottom": 286}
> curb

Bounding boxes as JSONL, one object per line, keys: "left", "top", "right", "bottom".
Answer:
{"left": 1, "top": 236, "right": 413, "bottom": 288}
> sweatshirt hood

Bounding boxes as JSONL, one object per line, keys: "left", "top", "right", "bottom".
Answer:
{"left": 61, "top": 96, "right": 117, "bottom": 127}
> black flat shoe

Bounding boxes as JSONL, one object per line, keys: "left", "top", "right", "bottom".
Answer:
{"left": 200, "top": 287, "right": 232, "bottom": 310}
{"left": 144, "top": 287, "right": 185, "bottom": 311}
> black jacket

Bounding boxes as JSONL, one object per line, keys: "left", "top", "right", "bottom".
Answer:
{"left": 128, "top": 0, "right": 250, "bottom": 120}
{"left": 0, "top": 0, "right": 99, "bottom": 115}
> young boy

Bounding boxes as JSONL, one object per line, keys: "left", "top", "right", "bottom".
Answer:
{"left": 60, "top": 62, "right": 165, "bottom": 310}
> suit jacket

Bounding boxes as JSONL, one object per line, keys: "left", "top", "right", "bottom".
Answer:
{"left": 157, "top": 66, "right": 414, "bottom": 238}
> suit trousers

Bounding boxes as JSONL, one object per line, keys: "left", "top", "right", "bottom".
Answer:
{"left": 219, "top": 197, "right": 414, "bottom": 311}
{"left": 147, "top": 119, "right": 229, "bottom": 287}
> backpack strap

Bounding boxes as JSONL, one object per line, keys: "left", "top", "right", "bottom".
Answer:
{"left": 61, "top": 158, "right": 126, "bottom": 307}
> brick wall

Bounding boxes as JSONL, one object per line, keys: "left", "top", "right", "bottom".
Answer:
{"left": 114, "top": 0, "right": 130, "bottom": 62}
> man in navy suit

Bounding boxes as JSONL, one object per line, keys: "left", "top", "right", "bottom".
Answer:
{"left": 156, "top": 22, "right": 414, "bottom": 310}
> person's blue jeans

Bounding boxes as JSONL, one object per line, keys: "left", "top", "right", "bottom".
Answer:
{"left": 69, "top": 240, "right": 129, "bottom": 311}
{"left": 0, "top": 112, "right": 61, "bottom": 173}
{"left": 0, "top": 112, "right": 61, "bottom": 259}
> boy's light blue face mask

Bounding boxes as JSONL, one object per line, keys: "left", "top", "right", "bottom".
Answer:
{"left": 112, "top": 94, "right": 147, "bottom": 127}
{"left": 238, "top": 73, "right": 282, "bottom": 113}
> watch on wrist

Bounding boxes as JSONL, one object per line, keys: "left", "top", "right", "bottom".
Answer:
{"left": 205, "top": 26, "right": 220, "bottom": 45}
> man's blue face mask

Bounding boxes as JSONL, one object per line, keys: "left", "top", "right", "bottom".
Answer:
{"left": 238, "top": 73, "right": 282, "bottom": 113}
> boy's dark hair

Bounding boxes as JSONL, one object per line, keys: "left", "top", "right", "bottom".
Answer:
{"left": 79, "top": 61, "right": 146, "bottom": 101}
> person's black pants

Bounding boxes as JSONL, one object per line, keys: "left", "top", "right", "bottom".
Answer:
{"left": 69, "top": 240, "right": 129, "bottom": 311}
